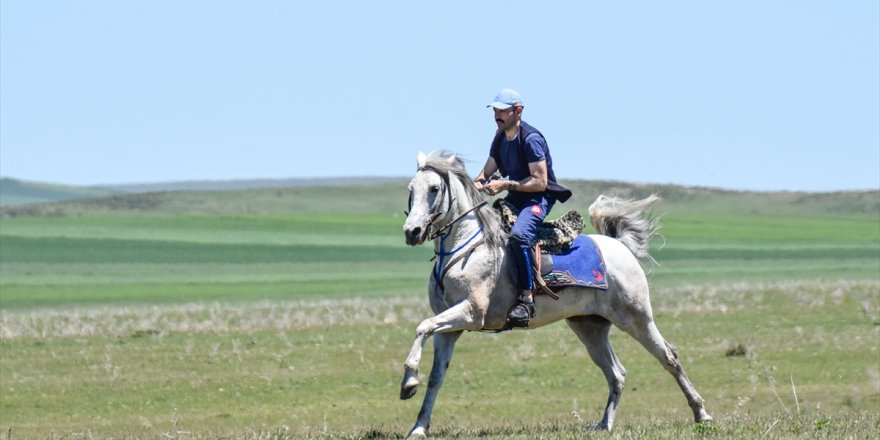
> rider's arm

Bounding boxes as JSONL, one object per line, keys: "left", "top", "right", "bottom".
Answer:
{"left": 508, "top": 160, "right": 548, "bottom": 193}
{"left": 475, "top": 157, "right": 498, "bottom": 190}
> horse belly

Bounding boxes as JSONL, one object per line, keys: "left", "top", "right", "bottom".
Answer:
{"left": 529, "top": 287, "right": 603, "bottom": 328}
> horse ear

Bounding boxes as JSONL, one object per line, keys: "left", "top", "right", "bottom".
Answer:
{"left": 444, "top": 153, "right": 457, "bottom": 165}
{"left": 417, "top": 151, "right": 427, "bottom": 169}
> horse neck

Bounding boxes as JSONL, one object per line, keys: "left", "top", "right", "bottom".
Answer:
{"left": 433, "top": 179, "right": 484, "bottom": 254}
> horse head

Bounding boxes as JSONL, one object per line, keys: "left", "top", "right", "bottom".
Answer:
{"left": 403, "top": 151, "right": 457, "bottom": 246}
{"left": 403, "top": 150, "right": 505, "bottom": 249}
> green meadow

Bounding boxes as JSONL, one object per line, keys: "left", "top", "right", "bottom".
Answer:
{"left": 0, "top": 182, "right": 878, "bottom": 438}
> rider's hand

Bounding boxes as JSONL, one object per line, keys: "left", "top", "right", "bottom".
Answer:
{"left": 484, "top": 179, "right": 508, "bottom": 196}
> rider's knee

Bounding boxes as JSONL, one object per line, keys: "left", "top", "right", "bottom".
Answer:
{"left": 507, "top": 232, "right": 531, "bottom": 249}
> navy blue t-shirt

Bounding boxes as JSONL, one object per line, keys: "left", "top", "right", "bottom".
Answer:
{"left": 491, "top": 132, "right": 549, "bottom": 182}
{"left": 489, "top": 121, "right": 572, "bottom": 204}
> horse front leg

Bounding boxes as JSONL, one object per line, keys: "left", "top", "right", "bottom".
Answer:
{"left": 401, "top": 299, "right": 478, "bottom": 400}
{"left": 406, "top": 331, "right": 462, "bottom": 439}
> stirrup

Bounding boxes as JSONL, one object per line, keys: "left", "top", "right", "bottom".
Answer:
{"left": 519, "top": 295, "right": 536, "bottom": 317}
{"left": 507, "top": 296, "right": 535, "bottom": 328}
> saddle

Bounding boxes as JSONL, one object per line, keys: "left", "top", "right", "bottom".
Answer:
{"left": 493, "top": 199, "right": 585, "bottom": 252}
{"left": 493, "top": 199, "right": 586, "bottom": 299}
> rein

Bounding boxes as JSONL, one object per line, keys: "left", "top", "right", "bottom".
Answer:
{"left": 414, "top": 166, "right": 490, "bottom": 294}
{"left": 428, "top": 200, "right": 488, "bottom": 240}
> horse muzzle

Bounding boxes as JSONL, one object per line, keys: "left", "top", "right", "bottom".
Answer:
{"left": 404, "top": 226, "right": 426, "bottom": 246}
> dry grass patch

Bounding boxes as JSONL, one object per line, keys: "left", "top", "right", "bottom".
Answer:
{"left": 2, "top": 280, "right": 876, "bottom": 340}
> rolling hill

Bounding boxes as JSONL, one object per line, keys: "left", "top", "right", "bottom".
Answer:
{"left": 0, "top": 176, "right": 877, "bottom": 218}
{"left": 0, "top": 176, "right": 408, "bottom": 207}
{"left": 0, "top": 178, "right": 120, "bottom": 206}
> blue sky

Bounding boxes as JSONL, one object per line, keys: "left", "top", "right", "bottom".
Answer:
{"left": 1, "top": 1, "right": 878, "bottom": 191}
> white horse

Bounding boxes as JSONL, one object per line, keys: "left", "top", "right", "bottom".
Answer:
{"left": 400, "top": 150, "right": 712, "bottom": 438}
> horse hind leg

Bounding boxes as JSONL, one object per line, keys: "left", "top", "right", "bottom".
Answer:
{"left": 623, "top": 318, "right": 713, "bottom": 423}
{"left": 566, "top": 315, "right": 627, "bottom": 431}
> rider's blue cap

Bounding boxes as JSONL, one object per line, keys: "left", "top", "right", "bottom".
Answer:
{"left": 487, "top": 88, "right": 524, "bottom": 109}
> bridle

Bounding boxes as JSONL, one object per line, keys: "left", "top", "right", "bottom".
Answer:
{"left": 408, "top": 166, "right": 490, "bottom": 294}
{"left": 416, "top": 165, "right": 455, "bottom": 240}
{"left": 408, "top": 166, "right": 489, "bottom": 240}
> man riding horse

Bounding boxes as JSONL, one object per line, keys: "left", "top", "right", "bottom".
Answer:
{"left": 474, "top": 88, "right": 572, "bottom": 327}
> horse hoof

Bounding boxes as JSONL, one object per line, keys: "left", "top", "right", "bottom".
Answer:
{"left": 400, "top": 386, "right": 418, "bottom": 400}
{"left": 407, "top": 427, "right": 427, "bottom": 439}
{"left": 400, "top": 377, "right": 419, "bottom": 400}
{"left": 695, "top": 412, "right": 714, "bottom": 423}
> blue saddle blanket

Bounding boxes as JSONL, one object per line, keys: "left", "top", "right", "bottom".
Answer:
{"left": 542, "top": 235, "right": 608, "bottom": 290}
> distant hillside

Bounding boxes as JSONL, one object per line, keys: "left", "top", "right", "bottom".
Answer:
{"left": 562, "top": 180, "right": 880, "bottom": 216}
{"left": 0, "top": 177, "right": 407, "bottom": 206}
{"left": 102, "top": 176, "right": 409, "bottom": 193}
{"left": 0, "top": 178, "right": 120, "bottom": 206}
{"left": 1, "top": 177, "right": 877, "bottom": 218}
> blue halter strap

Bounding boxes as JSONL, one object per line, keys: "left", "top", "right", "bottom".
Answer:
{"left": 433, "top": 227, "right": 483, "bottom": 289}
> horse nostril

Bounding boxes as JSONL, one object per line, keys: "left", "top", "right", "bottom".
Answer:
{"left": 410, "top": 227, "right": 422, "bottom": 241}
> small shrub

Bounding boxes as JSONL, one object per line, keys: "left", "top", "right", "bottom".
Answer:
{"left": 130, "top": 329, "right": 160, "bottom": 338}
{"left": 725, "top": 343, "right": 749, "bottom": 357}
{"left": 692, "top": 421, "right": 718, "bottom": 434}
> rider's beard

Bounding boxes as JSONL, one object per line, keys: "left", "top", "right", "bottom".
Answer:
{"left": 496, "top": 115, "right": 517, "bottom": 133}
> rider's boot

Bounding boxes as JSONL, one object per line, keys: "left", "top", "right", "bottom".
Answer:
{"left": 507, "top": 291, "right": 535, "bottom": 328}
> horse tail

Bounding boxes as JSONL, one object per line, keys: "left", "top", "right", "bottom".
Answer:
{"left": 588, "top": 194, "right": 662, "bottom": 264}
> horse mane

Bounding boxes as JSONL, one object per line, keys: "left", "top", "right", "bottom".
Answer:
{"left": 420, "top": 150, "right": 506, "bottom": 249}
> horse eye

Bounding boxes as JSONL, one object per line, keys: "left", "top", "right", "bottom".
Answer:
{"left": 430, "top": 185, "right": 440, "bottom": 193}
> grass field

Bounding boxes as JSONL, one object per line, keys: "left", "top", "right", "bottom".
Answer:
{"left": 0, "top": 183, "right": 878, "bottom": 438}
